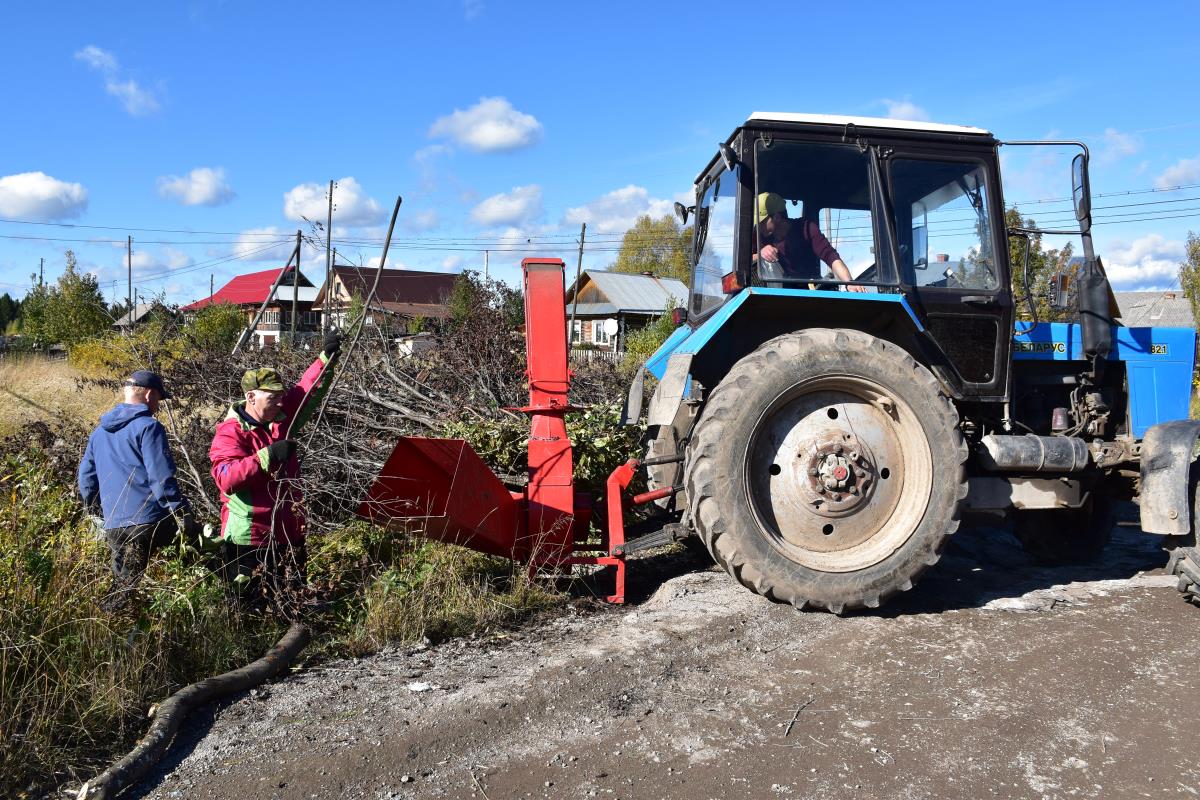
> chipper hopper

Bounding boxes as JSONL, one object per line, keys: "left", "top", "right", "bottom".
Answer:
{"left": 357, "top": 258, "right": 673, "bottom": 603}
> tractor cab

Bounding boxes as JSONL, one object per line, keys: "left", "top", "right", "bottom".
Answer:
{"left": 682, "top": 112, "right": 1018, "bottom": 400}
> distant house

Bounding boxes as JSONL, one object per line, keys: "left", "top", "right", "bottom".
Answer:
{"left": 113, "top": 301, "right": 174, "bottom": 331}
{"left": 181, "top": 267, "right": 320, "bottom": 348}
{"left": 312, "top": 266, "right": 457, "bottom": 332}
{"left": 1114, "top": 291, "right": 1196, "bottom": 329}
{"left": 564, "top": 270, "right": 688, "bottom": 353}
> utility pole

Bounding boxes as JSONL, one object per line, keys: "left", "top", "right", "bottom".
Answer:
{"left": 568, "top": 222, "right": 586, "bottom": 348}
{"left": 210, "top": 274, "right": 214, "bottom": 303}
{"left": 38, "top": 257, "right": 44, "bottom": 286}
{"left": 126, "top": 236, "right": 132, "bottom": 322}
{"left": 483, "top": 250, "right": 489, "bottom": 281}
{"left": 291, "top": 229, "right": 300, "bottom": 345}
{"left": 324, "top": 179, "right": 334, "bottom": 334}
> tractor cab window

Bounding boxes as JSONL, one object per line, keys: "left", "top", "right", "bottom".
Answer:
{"left": 752, "top": 140, "right": 882, "bottom": 289}
{"left": 889, "top": 159, "right": 998, "bottom": 291}
{"left": 690, "top": 166, "right": 739, "bottom": 319}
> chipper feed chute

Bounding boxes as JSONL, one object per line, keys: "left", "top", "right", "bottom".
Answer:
{"left": 358, "top": 436, "right": 525, "bottom": 559}
{"left": 357, "top": 258, "right": 631, "bottom": 601}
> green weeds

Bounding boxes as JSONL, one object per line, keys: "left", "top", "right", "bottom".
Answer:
{"left": 0, "top": 445, "right": 564, "bottom": 797}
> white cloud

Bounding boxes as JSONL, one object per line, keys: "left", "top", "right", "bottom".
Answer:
{"left": 1103, "top": 233, "right": 1186, "bottom": 291}
{"left": 284, "top": 177, "right": 384, "bottom": 227}
{"left": 1098, "top": 128, "right": 1140, "bottom": 164}
{"left": 471, "top": 185, "right": 542, "bottom": 226}
{"left": 157, "top": 167, "right": 235, "bottom": 206}
{"left": 429, "top": 97, "right": 543, "bottom": 153}
{"left": 403, "top": 209, "right": 440, "bottom": 232}
{"left": 881, "top": 98, "right": 930, "bottom": 122}
{"left": 0, "top": 171, "right": 88, "bottom": 220}
{"left": 443, "top": 255, "right": 465, "bottom": 271}
{"left": 74, "top": 45, "right": 116, "bottom": 72}
{"left": 1155, "top": 157, "right": 1200, "bottom": 189}
{"left": 232, "top": 227, "right": 296, "bottom": 263}
{"left": 562, "top": 184, "right": 674, "bottom": 233}
{"left": 365, "top": 254, "right": 410, "bottom": 270}
{"left": 74, "top": 45, "right": 161, "bottom": 116}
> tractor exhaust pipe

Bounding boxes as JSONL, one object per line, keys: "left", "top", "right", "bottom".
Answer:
{"left": 977, "top": 434, "right": 1090, "bottom": 473}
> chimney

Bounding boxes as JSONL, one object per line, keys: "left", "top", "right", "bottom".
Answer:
{"left": 935, "top": 254, "right": 949, "bottom": 263}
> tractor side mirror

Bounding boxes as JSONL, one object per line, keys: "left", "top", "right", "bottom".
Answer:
{"left": 912, "top": 223, "right": 929, "bottom": 270}
{"left": 719, "top": 143, "right": 739, "bottom": 171}
{"left": 674, "top": 201, "right": 693, "bottom": 225}
{"left": 1072, "top": 153, "right": 1092, "bottom": 232}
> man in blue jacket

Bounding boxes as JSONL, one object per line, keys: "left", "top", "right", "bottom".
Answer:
{"left": 78, "top": 370, "right": 194, "bottom": 608}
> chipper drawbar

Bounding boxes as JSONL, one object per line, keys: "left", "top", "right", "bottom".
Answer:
{"left": 357, "top": 257, "right": 666, "bottom": 603}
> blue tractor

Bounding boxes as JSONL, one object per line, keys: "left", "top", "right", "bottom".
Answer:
{"left": 630, "top": 112, "right": 1198, "bottom": 613}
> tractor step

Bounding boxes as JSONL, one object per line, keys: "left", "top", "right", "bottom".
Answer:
{"left": 613, "top": 522, "right": 689, "bottom": 556}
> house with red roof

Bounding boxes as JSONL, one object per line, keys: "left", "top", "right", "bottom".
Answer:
{"left": 182, "top": 267, "right": 320, "bottom": 348}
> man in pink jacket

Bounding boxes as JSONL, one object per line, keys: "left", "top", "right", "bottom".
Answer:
{"left": 209, "top": 331, "right": 340, "bottom": 607}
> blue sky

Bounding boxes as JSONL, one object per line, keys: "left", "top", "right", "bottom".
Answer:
{"left": 1, "top": 0, "right": 1198, "bottom": 305}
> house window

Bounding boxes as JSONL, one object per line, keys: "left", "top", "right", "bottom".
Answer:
{"left": 593, "top": 318, "right": 613, "bottom": 345}
{"left": 570, "top": 320, "right": 582, "bottom": 343}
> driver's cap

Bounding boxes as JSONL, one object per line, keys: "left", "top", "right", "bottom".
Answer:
{"left": 756, "top": 192, "right": 786, "bottom": 224}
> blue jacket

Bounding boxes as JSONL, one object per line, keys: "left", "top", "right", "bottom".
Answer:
{"left": 78, "top": 403, "right": 188, "bottom": 529}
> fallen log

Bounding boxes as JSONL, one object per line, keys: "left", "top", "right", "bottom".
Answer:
{"left": 76, "top": 622, "right": 311, "bottom": 800}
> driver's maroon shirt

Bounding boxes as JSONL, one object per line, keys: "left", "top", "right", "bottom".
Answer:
{"left": 765, "top": 218, "right": 843, "bottom": 279}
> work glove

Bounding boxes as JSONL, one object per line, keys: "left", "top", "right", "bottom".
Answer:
{"left": 323, "top": 330, "right": 343, "bottom": 358}
{"left": 266, "top": 438, "right": 297, "bottom": 469}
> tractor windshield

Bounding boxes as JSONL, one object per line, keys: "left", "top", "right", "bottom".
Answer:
{"left": 752, "top": 140, "right": 882, "bottom": 290}
{"left": 689, "top": 165, "right": 739, "bottom": 318}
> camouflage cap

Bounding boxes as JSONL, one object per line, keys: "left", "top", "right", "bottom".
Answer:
{"left": 241, "top": 367, "right": 285, "bottom": 394}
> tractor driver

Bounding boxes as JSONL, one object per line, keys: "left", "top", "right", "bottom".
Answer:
{"left": 754, "top": 192, "right": 867, "bottom": 292}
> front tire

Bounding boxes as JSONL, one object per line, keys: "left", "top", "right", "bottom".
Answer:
{"left": 684, "top": 329, "right": 968, "bottom": 612}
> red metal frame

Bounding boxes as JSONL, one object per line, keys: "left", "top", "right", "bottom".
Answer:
{"left": 358, "top": 257, "right": 632, "bottom": 603}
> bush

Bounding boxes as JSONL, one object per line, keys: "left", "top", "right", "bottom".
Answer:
{"left": 621, "top": 301, "right": 679, "bottom": 373}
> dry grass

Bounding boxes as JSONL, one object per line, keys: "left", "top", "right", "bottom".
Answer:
{"left": 0, "top": 355, "right": 115, "bottom": 437}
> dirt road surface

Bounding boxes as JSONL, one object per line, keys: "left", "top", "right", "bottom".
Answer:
{"left": 136, "top": 516, "right": 1200, "bottom": 800}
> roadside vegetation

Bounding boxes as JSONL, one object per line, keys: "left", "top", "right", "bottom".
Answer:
{"left": 0, "top": 273, "right": 650, "bottom": 797}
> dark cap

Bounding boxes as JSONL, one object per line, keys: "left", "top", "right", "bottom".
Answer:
{"left": 126, "top": 370, "right": 171, "bottom": 400}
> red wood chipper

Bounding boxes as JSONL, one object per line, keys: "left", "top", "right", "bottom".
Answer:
{"left": 357, "top": 258, "right": 678, "bottom": 602}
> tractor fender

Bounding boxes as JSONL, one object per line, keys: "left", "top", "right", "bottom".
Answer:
{"left": 1139, "top": 419, "right": 1200, "bottom": 535}
{"left": 638, "top": 289, "right": 929, "bottom": 429}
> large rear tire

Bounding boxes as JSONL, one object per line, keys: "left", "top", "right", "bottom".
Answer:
{"left": 1166, "top": 468, "right": 1200, "bottom": 605}
{"left": 684, "top": 329, "right": 968, "bottom": 612}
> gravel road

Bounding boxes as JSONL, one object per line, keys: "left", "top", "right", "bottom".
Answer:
{"left": 136, "top": 515, "right": 1200, "bottom": 800}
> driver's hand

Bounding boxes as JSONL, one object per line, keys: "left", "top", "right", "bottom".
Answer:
{"left": 760, "top": 245, "right": 780, "bottom": 262}
{"left": 847, "top": 284, "right": 868, "bottom": 293}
